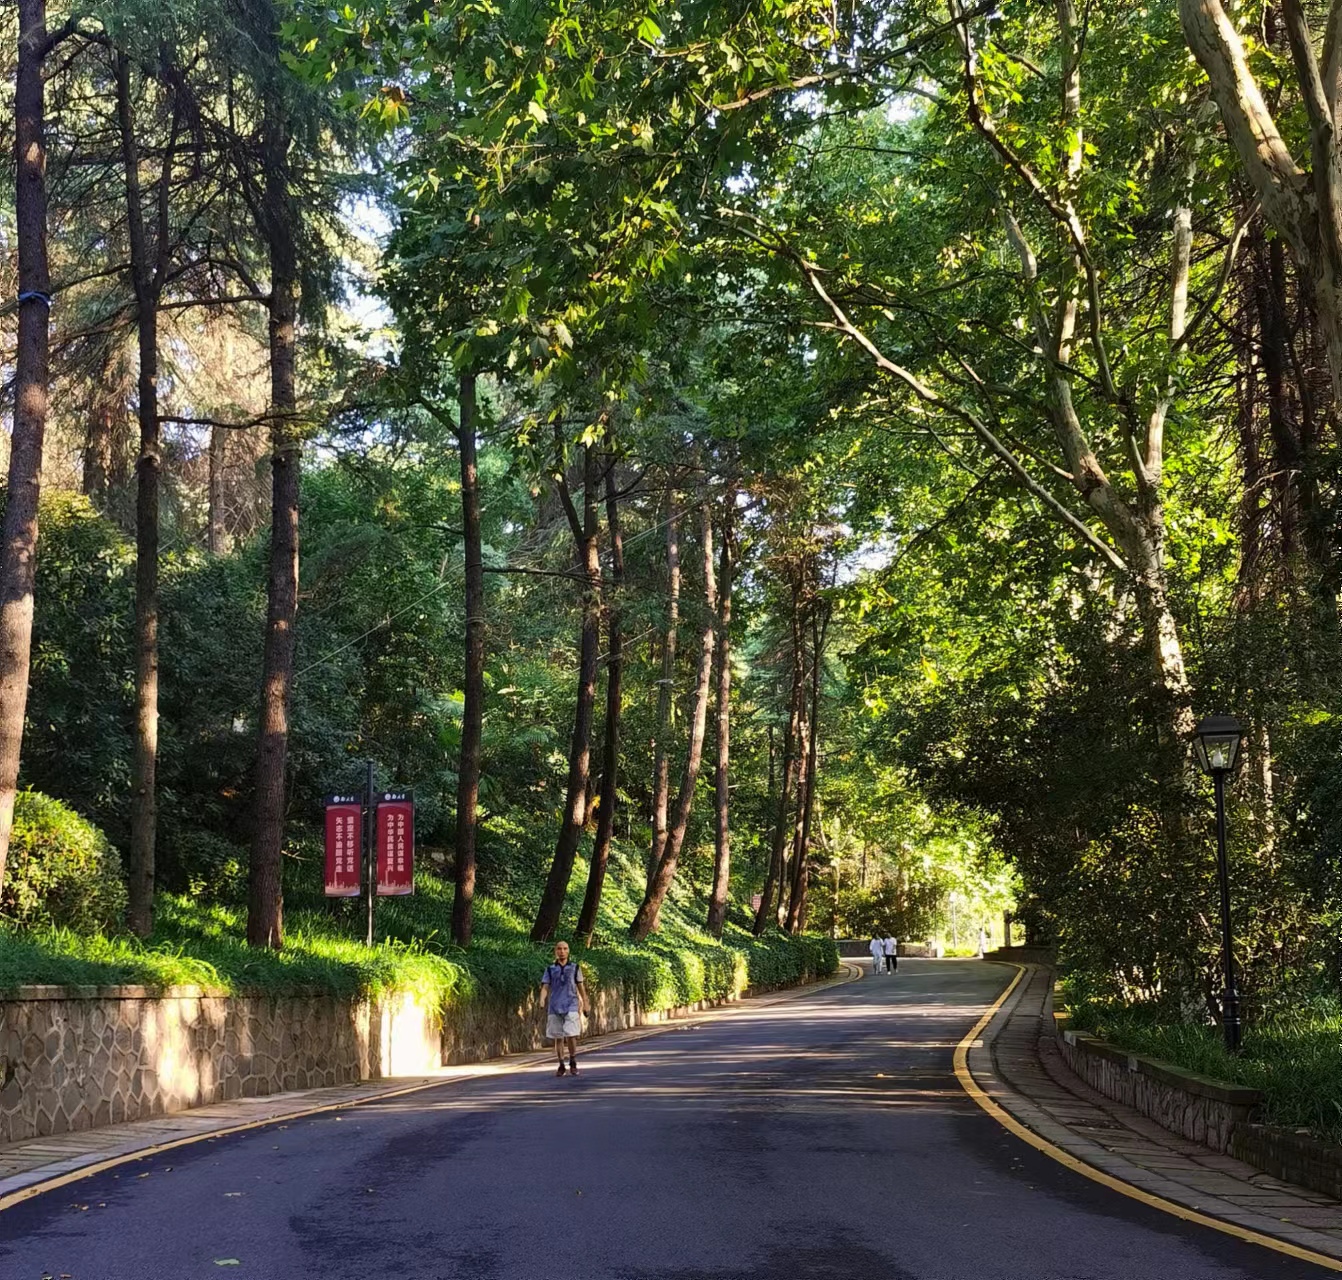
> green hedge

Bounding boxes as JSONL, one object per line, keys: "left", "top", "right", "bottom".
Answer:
{"left": 1, "top": 791, "right": 126, "bottom": 932}
{"left": 0, "top": 871, "right": 838, "bottom": 1020}
{"left": 1064, "top": 980, "right": 1342, "bottom": 1143}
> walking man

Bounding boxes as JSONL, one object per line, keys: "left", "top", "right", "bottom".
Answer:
{"left": 868, "top": 934, "right": 884, "bottom": 976}
{"left": 540, "top": 940, "right": 589, "bottom": 1076}
{"left": 883, "top": 934, "right": 898, "bottom": 973}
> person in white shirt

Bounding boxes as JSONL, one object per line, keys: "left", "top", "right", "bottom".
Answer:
{"left": 883, "top": 935, "right": 898, "bottom": 973}
{"left": 868, "top": 935, "right": 884, "bottom": 975}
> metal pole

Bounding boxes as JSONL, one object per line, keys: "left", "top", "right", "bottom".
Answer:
{"left": 366, "top": 758, "right": 375, "bottom": 948}
{"left": 1213, "top": 770, "right": 1241, "bottom": 1052}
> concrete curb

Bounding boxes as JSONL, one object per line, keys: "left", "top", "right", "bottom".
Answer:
{"left": 0, "top": 960, "right": 860, "bottom": 1212}
{"left": 965, "top": 964, "right": 1342, "bottom": 1269}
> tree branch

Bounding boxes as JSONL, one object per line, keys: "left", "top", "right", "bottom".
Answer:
{"left": 796, "top": 253, "right": 1127, "bottom": 571}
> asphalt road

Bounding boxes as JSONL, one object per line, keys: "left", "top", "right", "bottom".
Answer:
{"left": 0, "top": 959, "right": 1333, "bottom": 1279}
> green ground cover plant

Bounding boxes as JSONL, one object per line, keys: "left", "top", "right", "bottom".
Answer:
{"left": 1066, "top": 984, "right": 1342, "bottom": 1144}
{"left": 0, "top": 850, "right": 837, "bottom": 1017}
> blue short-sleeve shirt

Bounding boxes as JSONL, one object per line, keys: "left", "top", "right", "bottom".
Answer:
{"left": 542, "top": 962, "right": 583, "bottom": 1015}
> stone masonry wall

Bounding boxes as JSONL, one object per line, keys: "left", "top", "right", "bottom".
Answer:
{"left": 0, "top": 986, "right": 442, "bottom": 1145}
{"left": 1057, "top": 1029, "right": 1260, "bottom": 1153}
{"left": 0, "top": 952, "right": 834, "bottom": 1146}
{"left": 1230, "top": 1123, "right": 1342, "bottom": 1202}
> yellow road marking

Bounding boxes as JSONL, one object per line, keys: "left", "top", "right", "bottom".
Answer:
{"left": 0, "top": 962, "right": 861, "bottom": 1215}
{"left": 955, "top": 964, "right": 1342, "bottom": 1273}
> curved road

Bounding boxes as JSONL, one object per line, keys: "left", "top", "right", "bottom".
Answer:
{"left": 0, "top": 960, "right": 1331, "bottom": 1279}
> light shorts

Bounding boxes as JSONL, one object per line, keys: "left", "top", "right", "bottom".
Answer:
{"left": 547, "top": 1010, "right": 582, "bottom": 1039}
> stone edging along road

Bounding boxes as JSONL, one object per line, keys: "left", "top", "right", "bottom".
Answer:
{"left": 962, "top": 962, "right": 1342, "bottom": 1274}
{"left": 0, "top": 961, "right": 864, "bottom": 1214}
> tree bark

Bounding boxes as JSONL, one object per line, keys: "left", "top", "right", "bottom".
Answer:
{"left": 207, "top": 426, "right": 227, "bottom": 554}
{"left": 786, "top": 603, "right": 826, "bottom": 933}
{"left": 0, "top": 0, "right": 53, "bottom": 894}
{"left": 84, "top": 344, "right": 118, "bottom": 508}
{"left": 451, "top": 373, "right": 483, "bottom": 946}
{"left": 117, "top": 51, "right": 174, "bottom": 938}
{"left": 578, "top": 451, "right": 624, "bottom": 943}
{"left": 706, "top": 499, "right": 734, "bottom": 937}
{"left": 784, "top": 707, "right": 811, "bottom": 932}
{"left": 647, "top": 502, "right": 680, "bottom": 887}
{"left": 531, "top": 444, "right": 601, "bottom": 942}
{"left": 753, "top": 644, "right": 802, "bottom": 935}
{"left": 247, "top": 74, "right": 299, "bottom": 951}
{"left": 630, "top": 506, "right": 717, "bottom": 942}
{"left": 1179, "top": 0, "right": 1342, "bottom": 405}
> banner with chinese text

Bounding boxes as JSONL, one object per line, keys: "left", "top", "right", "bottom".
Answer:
{"left": 376, "top": 793, "right": 414, "bottom": 896}
{"left": 324, "top": 795, "right": 363, "bottom": 897}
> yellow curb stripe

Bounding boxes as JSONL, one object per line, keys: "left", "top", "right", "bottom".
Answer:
{"left": 955, "top": 964, "right": 1342, "bottom": 1273}
{"left": 1, "top": 961, "right": 860, "bottom": 1215}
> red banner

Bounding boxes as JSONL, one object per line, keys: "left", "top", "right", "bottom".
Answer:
{"left": 324, "top": 796, "right": 363, "bottom": 897}
{"left": 376, "top": 794, "right": 414, "bottom": 896}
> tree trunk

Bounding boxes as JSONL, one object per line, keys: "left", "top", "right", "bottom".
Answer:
{"left": 84, "top": 345, "right": 118, "bottom": 508}
{"left": 247, "top": 83, "right": 299, "bottom": 951}
{"left": 784, "top": 707, "right": 811, "bottom": 932}
{"left": 1179, "top": 0, "right": 1342, "bottom": 406}
{"left": 117, "top": 51, "right": 168, "bottom": 938}
{"left": 786, "top": 605, "right": 825, "bottom": 933}
{"left": 451, "top": 373, "right": 483, "bottom": 946}
{"left": 531, "top": 444, "right": 601, "bottom": 943}
{"left": 706, "top": 499, "right": 733, "bottom": 937}
{"left": 647, "top": 503, "right": 680, "bottom": 887}
{"left": 208, "top": 427, "right": 227, "bottom": 554}
{"left": 753, "top": 651, "right": 802, "bottom": 935}
{"left": 630, "top": 506, "right": 717, "bottom": 942}
{"left": 578, "top": 451, "right": 624, "bottom": 943}
{"left": 0, "top": 0, "right": 53, "bottom": 894}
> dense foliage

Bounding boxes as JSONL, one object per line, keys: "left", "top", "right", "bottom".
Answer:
{"left": 2, "top": 791, "right": 127, "bottom": 932}
{"left": 20, "top": 0, "right": 1342, "bottom": 1069}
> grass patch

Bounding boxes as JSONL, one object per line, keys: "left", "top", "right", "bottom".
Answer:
{"left": 0, "top": 842, "right": 838, "bottom": 1017}
{"left": 1065, "top": 984, "right": 1342, "bottom": 1143}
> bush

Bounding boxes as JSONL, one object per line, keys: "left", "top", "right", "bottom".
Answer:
{"left": 160, "top": 825, "right": 247, "bottom": 901}
{"left": 2, "top": 790, "right": 126, "bottom": 931}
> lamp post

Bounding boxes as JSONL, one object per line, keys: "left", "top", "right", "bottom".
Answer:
{"left": 1193, "top": 715, "right": 1245, "bottom": 1053}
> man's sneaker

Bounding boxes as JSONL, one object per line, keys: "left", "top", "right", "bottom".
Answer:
{"left": 556, "top": 1063, "right": 567, "bottom": 1077}
{"left": 568, "top": 1061, "right": 579, "bottom": 1076}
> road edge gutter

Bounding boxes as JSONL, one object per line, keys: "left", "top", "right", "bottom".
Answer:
{"left": 955, "top": 962, "right": 1342, "bottom": 1274}
{"left": 0, "top": 960, "right": 862, "bottom": 1214}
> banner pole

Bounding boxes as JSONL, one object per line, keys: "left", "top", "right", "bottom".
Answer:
{"left": 366, "top": 758, "right": 376, "bottom": 947}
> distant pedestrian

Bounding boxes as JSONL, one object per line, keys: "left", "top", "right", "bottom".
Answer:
{"left": 883, "top": 935, "right": 898, "bottom": 973}
{"left": 540, "top": 940, "right": 589, "bottom": 1076}
{"left": 868, "top": 934, "right": 884, "bottom": 975}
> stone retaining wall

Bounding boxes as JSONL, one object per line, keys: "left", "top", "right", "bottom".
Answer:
{"left": 985, "top": 945, "right": 1057, "bottom": 966}
{"left": 1230, "top": 1123, "right": 1342, "bottom": 1202}
{"left": 0, "top": 953, "right": 831, "bottom": 1146}
{"left": 1057, "top": 1029, "right": 1261, "bottom": 1152}
{"left": 0, "top": 985, "right": 443, "bottom": 1144}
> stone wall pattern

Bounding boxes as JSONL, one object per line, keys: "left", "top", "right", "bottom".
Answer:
{"left": 1057, "top": 1030, "right": 1260, "bottom": 1153}
{"left": 0, "top": 986, "right": 441, "bottom": 1145}
{"left": 0, "top": 951, "right": 831, "bottom": 1146}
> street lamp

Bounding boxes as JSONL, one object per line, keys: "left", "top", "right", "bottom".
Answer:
{"left": 1194, "top": 714, "right": 1245, "bottom": 1053}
